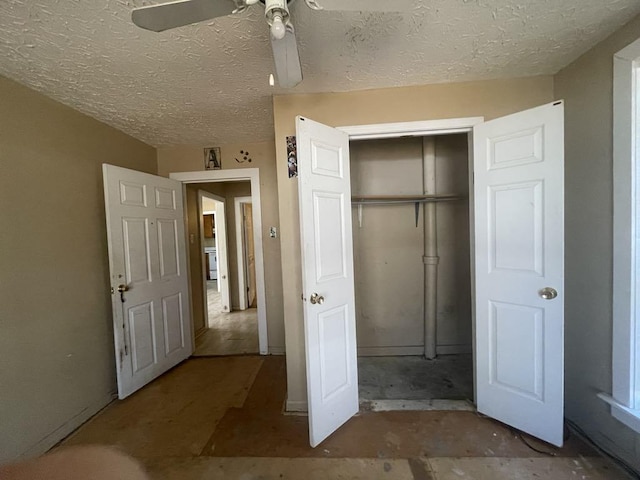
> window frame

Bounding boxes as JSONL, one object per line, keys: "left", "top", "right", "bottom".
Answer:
{"left": 599, "top": 38, "right": 640, "bottom": 434}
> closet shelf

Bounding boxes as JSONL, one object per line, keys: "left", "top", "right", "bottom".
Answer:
{"left": 351, "top": 194, "right": 463, "bottom": 205}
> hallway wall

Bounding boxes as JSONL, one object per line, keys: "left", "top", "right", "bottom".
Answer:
{"left": 186, "top": 181, "right": 253, "bottom": 336}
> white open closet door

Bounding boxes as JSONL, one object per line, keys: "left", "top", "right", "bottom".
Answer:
{"left": 103, "top": 164, "right": 192, "bottom": 399}
{"left": 473, "top": 101, "right": 564, "bottom": 446}
{"left": 297, "top": 116, "right": 359, "bottom": 447}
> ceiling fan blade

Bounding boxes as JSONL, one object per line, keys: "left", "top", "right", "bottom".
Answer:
{"left": 308, "top": 0, "right": 412, "bottom": 12}
{"left": 271, "top": 24, "right": 303, "bottom": 89}
{"left": 132, "top": 0, "right": 240, "bottom": 32}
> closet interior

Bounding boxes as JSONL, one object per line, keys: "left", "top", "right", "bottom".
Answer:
{"left": 350, "top": 133, "right": 474, "bottom": 409}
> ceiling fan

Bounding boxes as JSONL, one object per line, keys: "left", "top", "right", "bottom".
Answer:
{"left": 132, "top": 0, "right": 412, "bottom": 88}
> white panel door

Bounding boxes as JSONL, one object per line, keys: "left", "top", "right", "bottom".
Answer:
{"left": 297, "top": 116, "right": 359, "bottom": 447}
{"left": 474, "top": 101, "right": 564, "bottom": 446}
{"left": 103, "top": 164, "right": 192, "bottom": 399}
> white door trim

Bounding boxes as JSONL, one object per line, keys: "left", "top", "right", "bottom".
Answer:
{"left": 234, "top": 196, "right": 252, "bottom": 311}
{"left": 338, "top": 117, "right": 484, "bottom": 140}
{"left": 170, "top": 169, "right": 268, "bottom": 355}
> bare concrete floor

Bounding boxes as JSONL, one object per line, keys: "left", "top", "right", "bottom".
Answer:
{"left": 193, "top": 281, "right": 258, "bottom": 356}
{"left": 60, "top": 357, "right": 632, "bottom": 480}
{"left": 358, "top": 355, "right": 473, "bottom": 401}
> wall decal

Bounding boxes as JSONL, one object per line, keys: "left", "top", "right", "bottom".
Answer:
{"left": 204, "top": 147, "right": 222, "bottom": 170}
{"left": 235, "top": 149, "right": 252, "bottom": 163}
{"left": 287, "top": 135, "right": 297, "bottom": 178}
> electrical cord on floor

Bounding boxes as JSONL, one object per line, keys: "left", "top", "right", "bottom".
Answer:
{"left": 564, "top": 418, "right": 640, "bottom": 480}
{"left": 509, "top": 427, "right": 558, "bottom": 456}
{"left": 476, "top": 411, "right": 564, "bottom": 457}
{"left": 474, "top": 411, "right": 640, "bottom": 477}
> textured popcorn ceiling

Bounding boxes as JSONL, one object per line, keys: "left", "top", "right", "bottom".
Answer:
{"left": 0, "top": 0, "right": 638, "bottom": 147}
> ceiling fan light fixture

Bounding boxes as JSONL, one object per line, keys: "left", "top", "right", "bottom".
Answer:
{"left": 270, "top": 13, "right": 286, "bottom": 39}
{"left": 265, "top": 0, "right": 290, "bottom": 39}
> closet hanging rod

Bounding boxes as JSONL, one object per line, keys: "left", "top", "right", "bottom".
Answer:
{"left": 351, "top": 194, "right": 463, "bottom": 206}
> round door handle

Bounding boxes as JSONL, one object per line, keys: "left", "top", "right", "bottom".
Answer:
{"left": 539, "top": 287, "right": 558, "bottom": 300}
{"left": 117, "top": 284, "right": 129, "bottom": 293}
{"left": 310, "top": 293, "right": 325, "bottom": 305}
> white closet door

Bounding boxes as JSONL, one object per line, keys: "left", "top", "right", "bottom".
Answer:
{"left": 473, "top": 101, "right": 564, "bottom": 446}
{"left": 297, "top": 116, "right": 359, "bottom": 448}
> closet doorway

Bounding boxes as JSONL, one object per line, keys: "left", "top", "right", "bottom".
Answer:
{"left": 350, "top": 134, "right": 473, "bottom": 411}
{"left": 297, "top": 105, "right": 565, "bottom": 447}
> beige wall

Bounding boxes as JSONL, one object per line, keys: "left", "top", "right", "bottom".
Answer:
{"left": 554, "top": 14, "right": 640, "bottom": 470}
{"left": 273, "top": 75, "right": 555, "bottom": 407}
{"left": 157, "top": 142, "right": 285, "bottom": 351}
{"left": 351, "top": 138, "right": 425, "bottom": 353}
{"left": 350, "top": 135, "right": 471, "bottom": 355}
{"left": 0, "top": 75, "right": 156, "bottom": 462}
{"left": 186, "top": 186, "right": 206, "bottom": 333}
{"left": 433, "top": 134, "right": 472, "bottom": 349}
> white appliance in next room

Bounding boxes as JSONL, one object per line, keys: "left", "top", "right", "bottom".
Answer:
{"left": 204, "top": 247, "right": 217, "bottom": 281}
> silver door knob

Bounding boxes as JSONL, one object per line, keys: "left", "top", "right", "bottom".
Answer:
{"left": 539, "top": 287, "right": 558, "bottom": 300}
{"left": 310, "top": 293, "right": 325, "bottom": 305}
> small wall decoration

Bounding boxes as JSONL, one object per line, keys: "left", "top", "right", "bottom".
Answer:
{"left": 235, "top": 149, "right": 252, "bottom": 163}
{"left": 287, "top": 135, "right": 297, "bottom": 178}
{"left": 204, "top": 147, "right": 222, "bottom": 170}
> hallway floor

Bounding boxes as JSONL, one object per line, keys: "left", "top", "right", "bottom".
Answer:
{"left": 58, "top": 356, "right": 631, "bottom": 480}
{"left": 193, "top": 281, "right": 258, "bottom": 356}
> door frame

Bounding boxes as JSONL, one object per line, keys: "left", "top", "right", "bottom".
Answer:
{"left": 171, "top": 169, "right": 268, "bottom": 355}
{"left": 199, "top": 190, "right": 230, "bottom": 327}
{"left": 288, "top": 116, "right": 485, "bottom": 412}
{"left": 339, "top": 116, "right": 483, "bottom": 399}
{"left": 234, "top": 196, "right": 252, "bottom": 311}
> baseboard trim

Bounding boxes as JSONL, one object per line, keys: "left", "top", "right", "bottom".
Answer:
{"left": 357, "top": 346, "right": 424, "bottom": 356}
{"left": 436, "top": 345, "right": 472, "bottom": 355}
{"left": 18, "top": 392, "right": 115, "bottom": 460}
{"left": 357, "top": 345, "right": 472, "bottom": 356}
{"left": 285, "top": 399, "right": 308, "bottom": 412}
{"left": 268, "top": 347, "right": 285, "bottom": 355}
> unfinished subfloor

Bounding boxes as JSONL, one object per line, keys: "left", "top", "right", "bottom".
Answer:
{"left": 59, "top": 356, "right": 631, "bottom": 480}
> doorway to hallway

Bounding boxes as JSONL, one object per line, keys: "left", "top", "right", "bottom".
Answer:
{"left": 190, "top": 185, "right": 259, "bottom": 356}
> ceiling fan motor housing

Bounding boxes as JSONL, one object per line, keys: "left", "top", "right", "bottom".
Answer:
{"left": 264, "top": 0, "right": 290, "bottom": 26}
